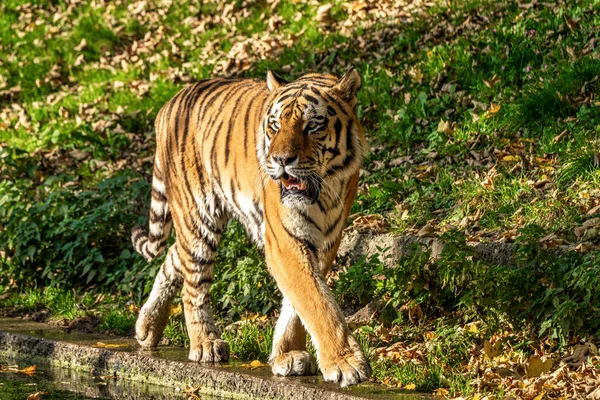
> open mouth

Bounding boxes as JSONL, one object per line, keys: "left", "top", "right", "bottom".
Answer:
{"left": 276, "top": 172, "right": 320, "bottom": 204}
{"left": 281, "top": 173, "right": 307, "bottom": 192}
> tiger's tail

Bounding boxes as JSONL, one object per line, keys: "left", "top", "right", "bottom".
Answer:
{"left": 132, "top": 159, "right": 172, "bottom": 261}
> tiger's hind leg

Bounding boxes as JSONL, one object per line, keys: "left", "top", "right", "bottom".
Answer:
{"left": 136, "top": 245, "right": 183, "bottom": 347}
{"left": 177, "top": 210, "right": 230, "bottom": 363}
{"left": 270, "top": 297, "right": 317, "bottom": 376}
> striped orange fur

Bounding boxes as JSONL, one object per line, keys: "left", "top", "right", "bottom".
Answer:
{"left": 132, "top": 68, "right": 370, "bottom": 386}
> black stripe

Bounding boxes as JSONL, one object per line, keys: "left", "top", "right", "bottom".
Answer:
{"left": 298, "top": 210, "right": 321, "bottom": 232}
{"left": 179, "top": 244, "right": 214, "bottom": 265}
{"left": 149, "top": 211, "right": 162, "bottom": 223}
{"left": 244, "top": 88, "right": 266, "bottom": 158}
{"left": 132, "top": 229, "right": 146, "bottom": 243}
{"left": 266, "top": 219, "right": 282, "bottom": 254}
{"left": 189, "top": 276, "right": 213, "bottom": 287}
{"left": 148, "top": 232, "right": 163, "bottom": 242}
{"left": 151, "top": 189, "right": 167, "bottom": 202}
{"left": 225, "top": 84, "right": 258, "bottom": 164}
{"left": 333, "top": 119, "right": 342, "bottom": 148}
{"left": 324, "top": 212, "right": 343, "bottom": 236}
{"left": 282, "top": 224, "right": 317, "bottom": 255}
{"left": 304, "top": 94, "right": 319, "bottom": 104}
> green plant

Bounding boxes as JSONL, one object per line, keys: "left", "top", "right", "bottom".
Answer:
{"left": 222, "top": 321, "right": 274, "bottom": 362}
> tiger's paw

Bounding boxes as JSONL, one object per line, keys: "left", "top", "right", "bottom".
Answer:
{"left": 319, "top": 342, "right": 371, "bottom": 387}
{"left": 188, "top": 339, "right": 230, "bottom": 362}
{"left": 135, "top": 308, "right": 169, "bottom": 348}
{"left": 271, "top": 350, "right": 317, "bottom": 376}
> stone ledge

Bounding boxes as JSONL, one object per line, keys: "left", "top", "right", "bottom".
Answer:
{"left": 0, "top": 319, "right": 429, "bottom": 400}
{"left": 338, "top": 231, "right": 517, "bottom": 268}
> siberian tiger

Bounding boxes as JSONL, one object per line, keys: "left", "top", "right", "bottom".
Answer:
{"left": 131, "top": 68, "right": 370, "bottom": 386}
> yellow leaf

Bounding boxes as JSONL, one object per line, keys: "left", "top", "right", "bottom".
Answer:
{"left": 502, "top": 155, "right": 520, "bottom": 162}
{"left": 434, "top": 388, "right": 450, "bottom": 396}
{"left": 21, "top": 365, "right": 37, "bottom": 374}
{"left": 241, "top": 360, "right": 268, "bottom": 370}
{"left": 485, "top": 103, "right": 501, "bottom": 118}
{"left": 95, "top": 342, "right": 128, "bottom": 349}
{"left": 169, "top": 303, "right": 182, "bottom": 316}
{"left": 465, "top": 322, "right": 479, "bottom": 334}
{"left": 128, "top": 304, "right": 140, "bottom": 313}
{"left": 483, "top": 340, "right": 502, "bottom": 358}
{"left": 526, "top": 355, "right": 552, "bottom": 377}
{"left": 404, "top": 383, "right": 416, "bottom": 390}
{"left": 533, "top": 393, "right": 544, "bottom": 400}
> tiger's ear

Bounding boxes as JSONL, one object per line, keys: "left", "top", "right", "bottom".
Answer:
{"left": 334, "top": 67, "right": 362, "bottom": 102}
{"left": 266, "top": 70, "right": 288, "bottom": 92}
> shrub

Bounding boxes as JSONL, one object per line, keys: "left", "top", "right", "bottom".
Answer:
{"left": 0, "top": 158, "right": 157, "bottom": 296}
{"left": 335, "top": 228, "right": 600, "bottom": 345}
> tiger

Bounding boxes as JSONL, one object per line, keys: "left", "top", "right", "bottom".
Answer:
{"left": 131, "top": 68, "right": 370, "bottom": 387}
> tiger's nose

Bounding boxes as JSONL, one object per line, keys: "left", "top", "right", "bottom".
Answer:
{"left": 272, "top": 155, "right": 297, "bottom": 166}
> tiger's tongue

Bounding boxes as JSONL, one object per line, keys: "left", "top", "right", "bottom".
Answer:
{"left": 281, "top": 176, "right": 307, "bottom": 191}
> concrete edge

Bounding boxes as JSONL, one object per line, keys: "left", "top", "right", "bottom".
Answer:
{"left": 0, "top": 330, "right": 390, "bottom": 400}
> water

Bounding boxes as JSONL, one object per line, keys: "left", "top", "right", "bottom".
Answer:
{"left": 0, "top": 357, "right": 199, "bottom": 400}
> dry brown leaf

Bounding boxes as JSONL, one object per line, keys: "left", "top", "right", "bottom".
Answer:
{"left": 316, "top": 4, "right": 333, "bottom": 23}
{"left": 351, "top": 214, "right": 389, "bottom": 233}
{"left": 27, "top": 392, "right": 49, "bottom": 400}
{"left": 483, "top": 74, "right": 501, "bottom": 88}
{"left": 437, "top": 119, "right": 455, "bottom": 135}
{"left": 416, "top": 224, "right": 434, "bottom": 238}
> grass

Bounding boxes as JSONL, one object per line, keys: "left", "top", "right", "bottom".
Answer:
{"left": 1, "top": 0, "right": 599, "bottom": 397}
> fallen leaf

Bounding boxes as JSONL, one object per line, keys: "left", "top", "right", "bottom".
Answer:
{"left": 485, "top": 103, "right": 501, "bottom": 118}
{"left": 169, "top": 303, "right": 183, "bottom": 316}
{"left": 94, "top": 342, "right": 128, "bottom": 349}
{"left": 404, "top": 383, "right": 416, "bottom": 390}
{"left": 526, "top": 355, "right": 552, "bottom": 377}
{"left": 316, "top": 4, "right": 333, "bottom": 23}
{"left": 27, "top": 392, "right": 49, "bottom": 400}
{"left": 241, "top": 360, "right": 268, "bottom": 370}
{"left": 437, "top": 119, "right": 455, "bottom": 135}
{"left": 484, "top": 340, "right": 502, "bottom": 358}
{"left": 416, "top": 224, "right": 435, "bottom": 238}
{"left": 483, "top": 74, "right": 501, "bottom": 88}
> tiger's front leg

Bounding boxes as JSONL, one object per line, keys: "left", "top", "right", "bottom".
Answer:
{"left": 269, "top": 297, "right": 317, "bottom": 376}
{"left": 264, "top": 208, "right": 370, "bottom": 387}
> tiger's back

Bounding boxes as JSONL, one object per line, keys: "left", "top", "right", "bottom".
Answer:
{"left": 132, "top": 70, "right": 371, "bottom": 387}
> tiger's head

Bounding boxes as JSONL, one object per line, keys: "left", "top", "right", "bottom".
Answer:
{"left": 260, "top": 68, "right": 366, "bottom": 207}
